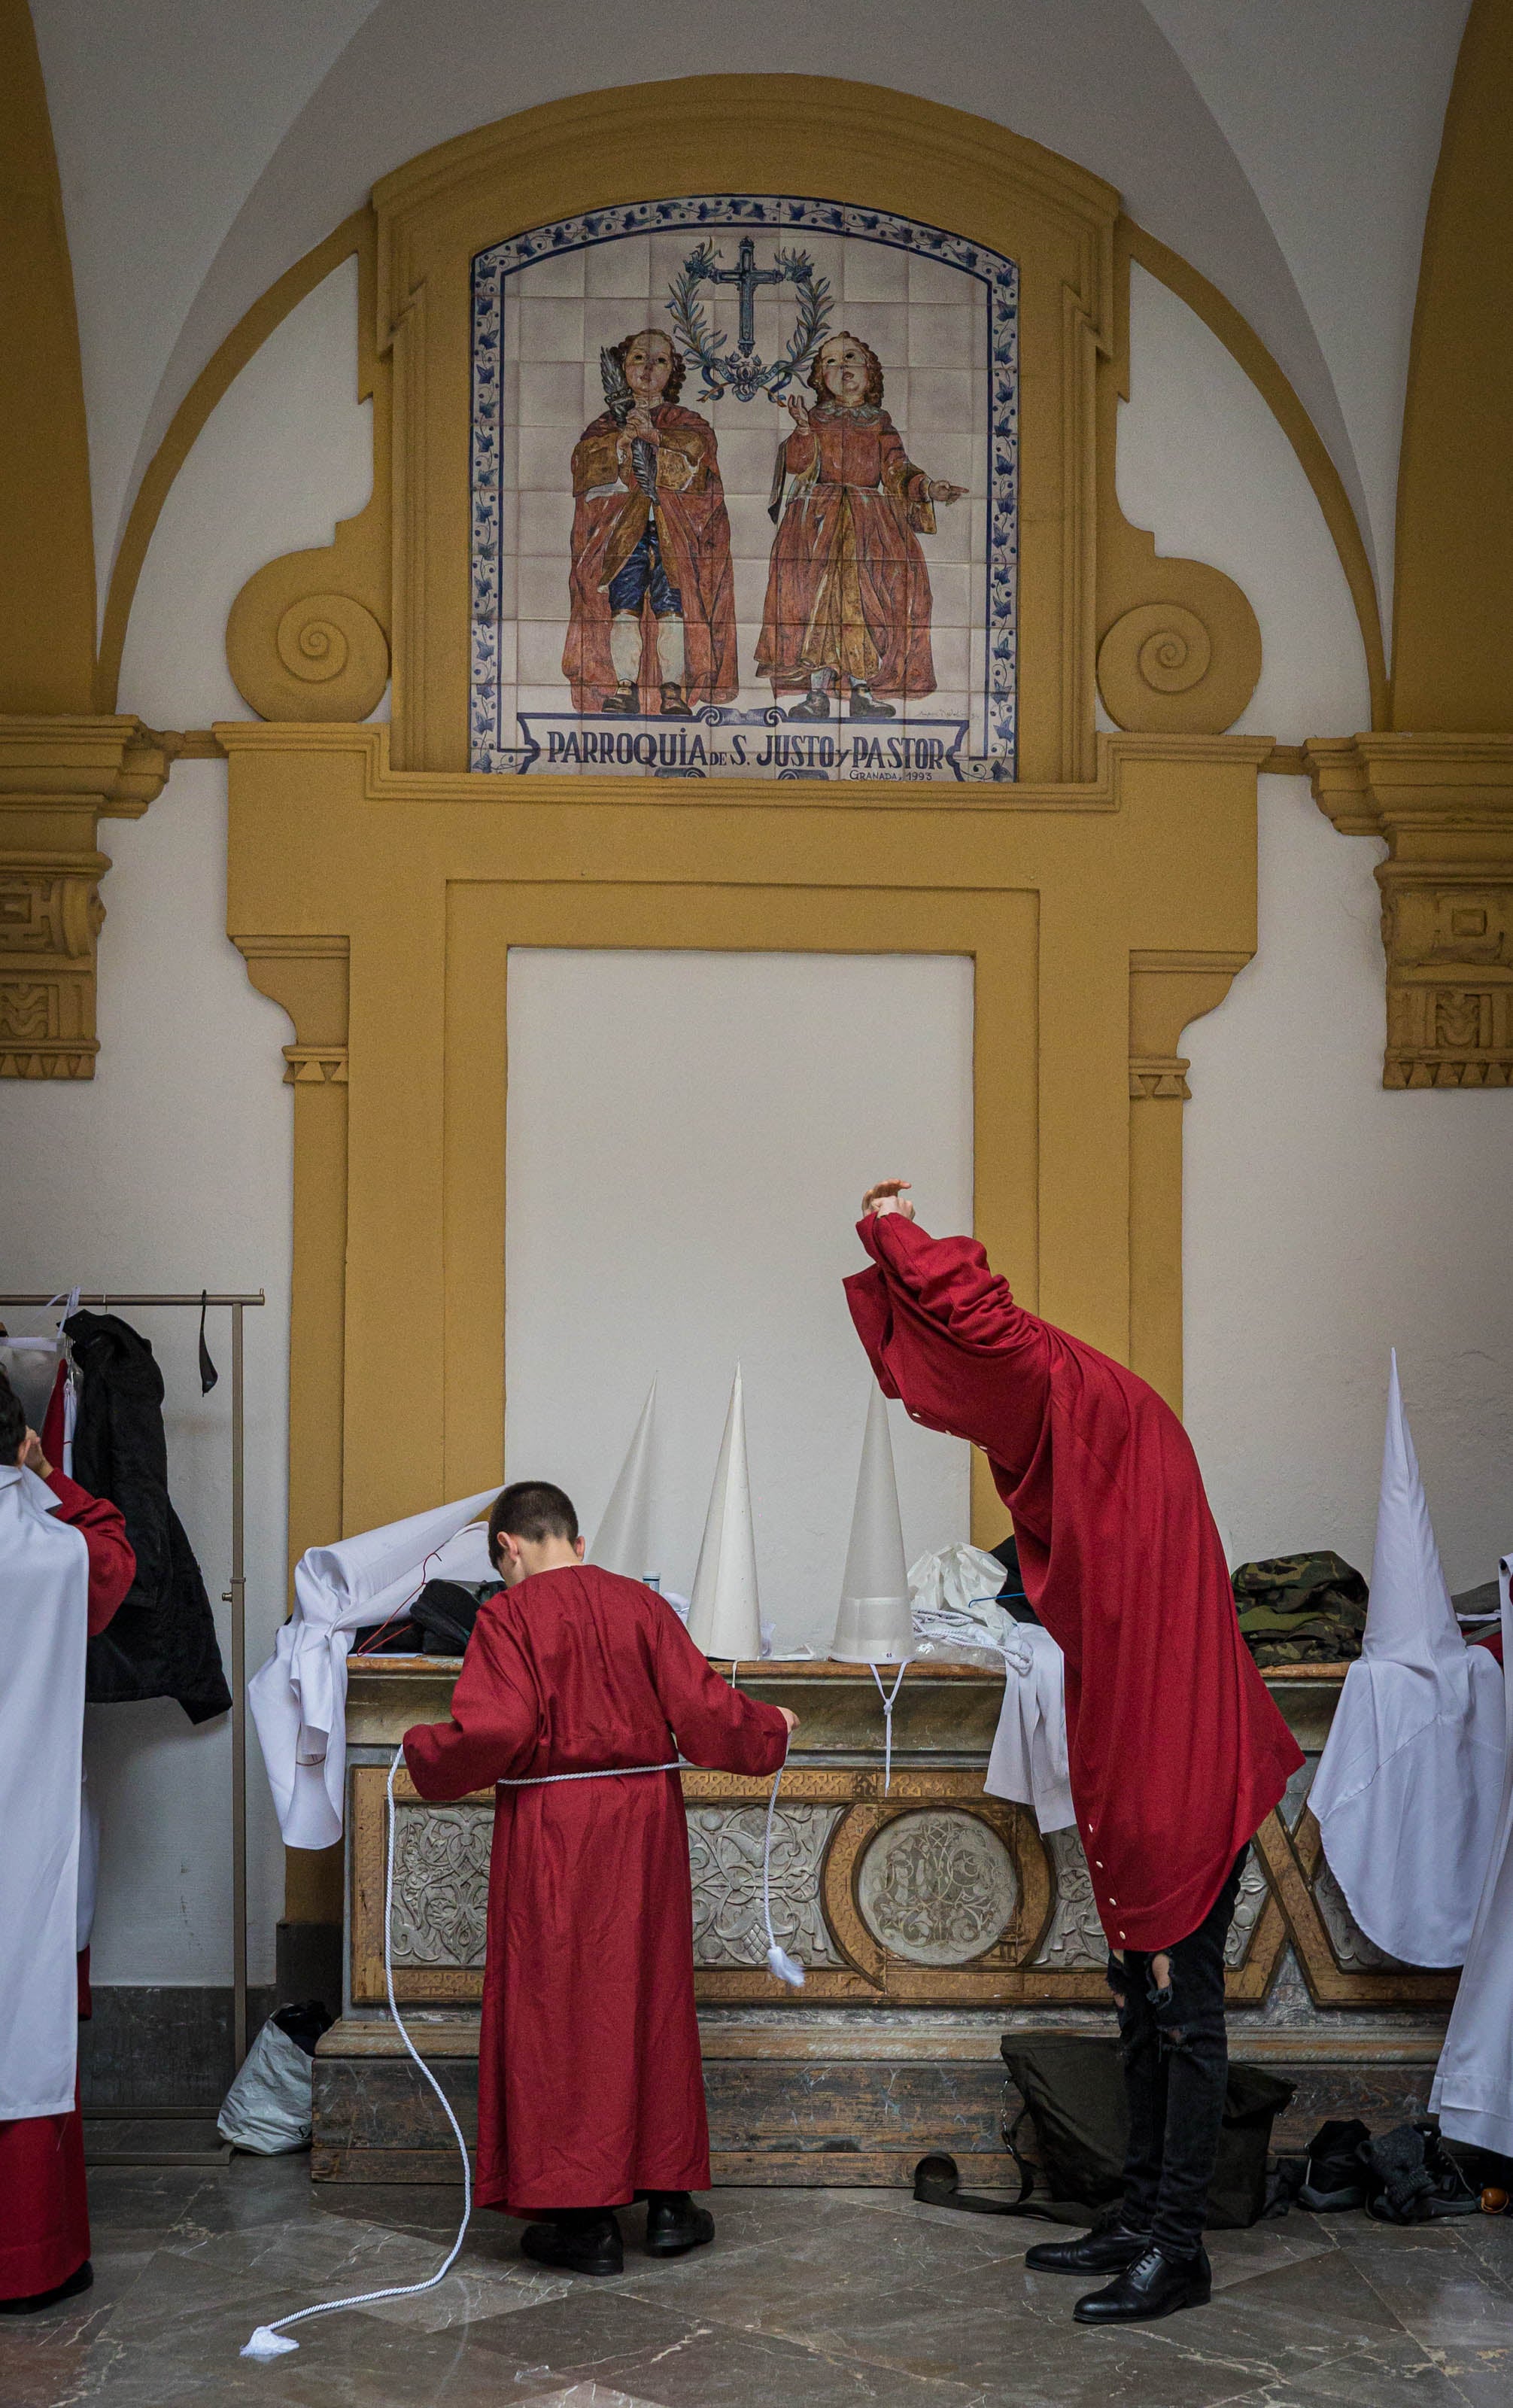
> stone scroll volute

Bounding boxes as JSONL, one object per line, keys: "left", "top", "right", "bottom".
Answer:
{"left": 1095, "top": 221, "right": 1262, "bottom": 737}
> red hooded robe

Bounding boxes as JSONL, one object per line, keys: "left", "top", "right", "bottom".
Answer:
{"left": 846, "top": 1213, "right": 1302, "bottom": 1950}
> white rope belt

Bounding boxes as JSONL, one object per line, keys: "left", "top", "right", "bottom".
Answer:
{"left": 497, "top": 1760, "right": 682, "bottom": 1784}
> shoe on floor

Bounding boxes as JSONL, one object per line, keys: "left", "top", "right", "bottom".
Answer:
{"left": 1073, "top": 2243, "right": 1211, "bottom": 2324}
{"left": 1025, "top": 2219, "right": 1150, "bottom": 2276}
{"left": 644, "top": 2191, "right": 715, "bottom": 2256}
{"left": 520, "top": 2212, "right": 623, "bottom": 2277}
{"left": 0, "top": 2260, "right": 93, "bottom": 2315}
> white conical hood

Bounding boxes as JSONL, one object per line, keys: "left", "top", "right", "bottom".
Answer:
{"left": 1363, "top": 1350, "right": 1461, "bottom": 1669}
{"left": 591, "top": 1380, "right": 657, "bottom": 1579}
{"left": 831, "top": 1385, "right": 913, "bottom": 1663}
{"left": 686, "top": 1367, "right": 761, "bottom": 1659}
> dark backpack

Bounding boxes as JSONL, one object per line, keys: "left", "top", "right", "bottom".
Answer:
{"left": 915, "top": 2036, "right": 1293, "bottom": 2230}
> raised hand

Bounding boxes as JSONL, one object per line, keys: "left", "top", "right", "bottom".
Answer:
{"left": 20, "top": 1427, "right": 52, "bottom": 1479}
{"left": 861, "top": 1178, "right": 915, "bottom": 1221}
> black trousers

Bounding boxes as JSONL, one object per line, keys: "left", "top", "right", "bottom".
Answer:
{"left": 1106, "top": 1849, "right": 1246, "bottom": 2258}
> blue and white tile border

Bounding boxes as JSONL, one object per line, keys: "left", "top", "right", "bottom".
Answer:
{"left": 470, "top": 194, "right": 1019, "bottom": 780}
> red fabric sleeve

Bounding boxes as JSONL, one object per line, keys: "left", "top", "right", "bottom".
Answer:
{"left": 844, "top": 1214, "right": 1052, "bottom": 1488}
{"left": 403, "top": 1613, "right": 542, "bottom": 1800}
{"left": 651, "top": 1609, "right": 790, "bottom": 1776}
{"left": 44, "top": 1469, "right": 136, "bottom": 1636}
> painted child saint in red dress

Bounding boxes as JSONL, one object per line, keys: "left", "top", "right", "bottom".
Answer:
{"left": 755, "top": 332, "right": 967, "bottom": 722}
{"left": 563, "top": 329, "right": 738, "bottom": 719}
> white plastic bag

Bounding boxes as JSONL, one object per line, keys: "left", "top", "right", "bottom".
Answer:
{"left": 217, "top": 2020, "right": 315, "bottom": 2154}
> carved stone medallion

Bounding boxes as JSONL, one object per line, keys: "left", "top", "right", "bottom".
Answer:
{"left": 855, "top": 1809, "right": 1019, "bottom": 1966}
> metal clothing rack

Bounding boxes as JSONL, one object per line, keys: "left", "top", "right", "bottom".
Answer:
{"left": 1, "top": 1291, "right": 266, "bottom": 2072}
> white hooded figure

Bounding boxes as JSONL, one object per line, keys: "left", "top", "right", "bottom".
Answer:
{"left": 248, "top": 1487, "right": 500, "bottom": 1849}
{"left": 1431, "top": 1554, "right": 1513, "bottom": 2154}
{"left": 1309, "top": 1353, "right": 1504, "bottom": 1966}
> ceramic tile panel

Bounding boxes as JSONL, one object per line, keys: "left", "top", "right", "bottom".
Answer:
{"left": 471, "top": 195, "right": 1019, "bottom": 780}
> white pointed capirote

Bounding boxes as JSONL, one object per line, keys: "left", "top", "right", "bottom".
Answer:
{"left": 590, "top": 1380, "right": 657, "bottom": 1581}
{"left": 1311, "top": 1348, "right": 1505, "bottom": 1966}
{"left": 686, "top": 1367, "right": 761, "bottom": 1659}
{"left": 831, "top": 1384, "right": 914, "bottom": 1664}
{"left": 1361, "top": 1350, "right": 1460, "bottom": 1668}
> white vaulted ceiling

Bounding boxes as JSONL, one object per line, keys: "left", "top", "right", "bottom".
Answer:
{"left": 29, "top": 0, "right": 1471, "bottom": 625}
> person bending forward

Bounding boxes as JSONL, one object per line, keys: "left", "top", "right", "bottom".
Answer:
{"left": 846, "top": 1184, "right": 1302, "bottom": 2326}
{"left": 404, "top": 1480, "right": 792, "bottom": 2277}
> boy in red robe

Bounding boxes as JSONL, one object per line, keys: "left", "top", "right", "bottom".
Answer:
{"left": 846, "top": 1184, "right": 1302, "bottom": 2325}
{"left": 405, "top": 1479, "right": 793, "bottom": 2276}
{"left": 0, "top": 1376, "right": 135, "bottom": 2315}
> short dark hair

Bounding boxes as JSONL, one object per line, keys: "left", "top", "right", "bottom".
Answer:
{"left": 0, "top": 1373, "right": 26, "bottom": 1464}
{"left": 488, "top": 1480, "right": 579, "bottom": 1563}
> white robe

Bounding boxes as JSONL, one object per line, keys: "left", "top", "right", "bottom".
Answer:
{"left": 1310, "top": 1354, "right": 1505, "bottom": 1966}
{"left": 1431, "top": 1558, "right": 1513, "bottom": 2154}
{"left": 0, "top": 1464, "right": 90, "bottom": 2119}
{"left": 248, "top": 1489, "right": 497, "bottom": 1848}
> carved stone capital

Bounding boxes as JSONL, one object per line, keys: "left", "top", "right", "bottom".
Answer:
{"left": 1305, "top": 733, "right": 1513, "bottom": 1088}
{"left": 0, "top": 715, "right": 172, "bottom": 1077}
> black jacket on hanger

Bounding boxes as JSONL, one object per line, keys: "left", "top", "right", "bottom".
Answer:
{"left": 65, "top": 1311, "right": 232, "bottom": 1725}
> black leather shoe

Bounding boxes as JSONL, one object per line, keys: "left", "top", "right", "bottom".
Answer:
{"left": 787, "top": 688, "right": 831, "bottom": 719}
{"left": 1074, "top": 2244, "right": 1211, "bottom": 2324}
{"left": 1025, "top": 2222, "right": 1150, "bottom": 2276}
{"left": 644, "top": 2191, "right": 715, "bottom": 2256}
{"left": 520, "top": 2213, "right": 623, "bottom": 2277}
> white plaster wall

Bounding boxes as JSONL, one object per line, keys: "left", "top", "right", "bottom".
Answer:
{"left": 0, "top": 260, "right": 372, "bottom": 1983}
{"left": 1113, "top": 267, "right": 1513, "bottom": 1590}
{"left": 503, "top": 951, "right": 974, "bottom": 1652}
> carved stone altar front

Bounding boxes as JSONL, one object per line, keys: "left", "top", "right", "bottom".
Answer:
{"left": 316, "top": 1658, "right": 1456, "bottom": 2188}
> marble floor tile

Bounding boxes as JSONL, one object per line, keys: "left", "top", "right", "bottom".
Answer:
{"left": 12, "top": 2160, "right": 1513, "bottom": 2408}
{"left": 470, "top": 2285, "right": 990, "bottom": 2407}
{"left": 355, "top": 2261, "right": 574, "bottom": 2327}
{"left": 1326, "top": 2223, "right": 1513, "bottom": 2350}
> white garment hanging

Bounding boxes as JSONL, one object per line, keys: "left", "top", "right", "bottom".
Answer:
{"left": 248, "top": 1489, "right": 499, "bottom": 1848}
{"left": 0, "top": 1463, "right": 90, "bottom": 2118}
{"left": 1310, "top": 1354, "right": 1505, "bottom": 1966}
{"left": 1431, "top": 1556, "right": 1513, "bottom": 2154}
{"left": 983, "top": 1622, "right": 1076, "bottom": 1833}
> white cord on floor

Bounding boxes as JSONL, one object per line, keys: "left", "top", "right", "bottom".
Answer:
{"left": 867, "top": 1661, "right": 910, "bottom": 1794}
{"left": 242, "top": 1747, "right": 474, "bottom": 2360}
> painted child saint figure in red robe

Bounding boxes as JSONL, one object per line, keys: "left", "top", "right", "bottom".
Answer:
{"left": 846, "top": 1183, "right": 1303, "bottom": 2328}
{"left": 563, "top": 330, "right": 739, "bottom": 719}
{"left": 755, "top": 332, "right": 966, "bottom": 721}
{"left": 405, "top": 1481, "right": 792, "bottom": 2278}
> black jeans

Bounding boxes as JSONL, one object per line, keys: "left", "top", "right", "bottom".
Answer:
{"left": 1105, "top": 1849, "right": 1246, "bottom": 2259}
